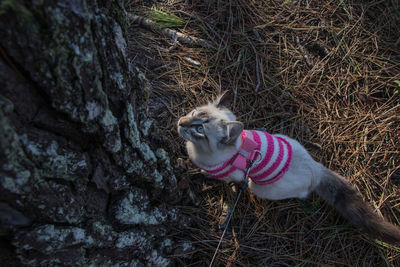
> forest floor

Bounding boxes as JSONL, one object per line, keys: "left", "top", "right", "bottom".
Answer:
{"left": 126, "top": 0, "right": 400, "bottom": 266}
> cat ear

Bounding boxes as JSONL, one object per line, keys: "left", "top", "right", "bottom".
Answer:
{"left": 221, "top": 121, "right": 243, "bottom": 144}
{"left": 214, "top": 91, "right": 232, "bottom": 109}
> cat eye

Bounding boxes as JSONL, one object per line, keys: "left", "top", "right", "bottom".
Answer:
{"left": 195, "top": 125, "right": 204, "bottom": 133}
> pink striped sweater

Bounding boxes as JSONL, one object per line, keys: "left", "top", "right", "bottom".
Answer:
{"left": 196, "top": 130, "right": 293, "bottom": 185}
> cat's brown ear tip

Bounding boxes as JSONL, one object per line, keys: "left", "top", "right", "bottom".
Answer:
{"left": 214, "top": 90, "right": 232, "bottom": 108}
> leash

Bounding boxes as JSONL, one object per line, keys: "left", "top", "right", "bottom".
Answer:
{"left": 209, "top": 151, "right": 261, "bottom": 267}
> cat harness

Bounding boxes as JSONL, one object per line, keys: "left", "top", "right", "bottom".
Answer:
{"left": 196, "top": 130, "right": 293, "bottom": 185}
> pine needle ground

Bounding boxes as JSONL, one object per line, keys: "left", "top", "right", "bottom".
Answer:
{"left": 126, "top": 0, "right": 400, "bottom": 265}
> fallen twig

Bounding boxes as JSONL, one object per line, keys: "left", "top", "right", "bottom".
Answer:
{"left": 128, "top": 13, "right": 215, "bottom": 49}
{"left": 184, "top": 57, "right": 201, "bottom": 67}
{"left": 176, "top": 10, "right": 231, "bottom": 60}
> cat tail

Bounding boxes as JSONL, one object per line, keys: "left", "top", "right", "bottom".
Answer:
{"left": 315, "top": 168, "right": 400, "bottom": 245}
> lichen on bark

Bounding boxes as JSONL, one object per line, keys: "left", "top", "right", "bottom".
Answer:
{"left": 0, "top": 0, "right": 192, "bottom": 265}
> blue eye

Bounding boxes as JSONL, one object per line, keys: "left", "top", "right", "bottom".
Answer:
{"left": 196, "top": 125, "right": 204, "bottom": 133}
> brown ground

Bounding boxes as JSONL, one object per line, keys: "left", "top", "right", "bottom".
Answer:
{"left": 127, "top": 0, "right": 400, "bottom": 265}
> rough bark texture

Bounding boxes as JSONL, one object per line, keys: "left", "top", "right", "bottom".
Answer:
{"left": 0, "top": 1, "right": 192, "bottom": 265}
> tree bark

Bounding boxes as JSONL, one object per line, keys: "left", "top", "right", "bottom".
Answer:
{"left": 0, "top": 1, "right": 191, "bottom": 265}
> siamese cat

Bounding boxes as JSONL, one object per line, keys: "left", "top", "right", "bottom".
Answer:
{"left": 177, "top": 91, "right": 400, "bottom": 245}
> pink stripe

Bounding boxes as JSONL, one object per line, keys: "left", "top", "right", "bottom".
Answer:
{"left": 251, "top": 138, "right": 284, "bottom": 181}
{"left": 206, "top": 159, "right": 232, "bottom": 174}
{"left": 277, "top": 137, "right": 292, "bottom": 176}
{"left": 206, "top": 134, "right": 246, "bottom": 173}
{"left": 253, "top": 158, "right": 290, "bottom": 185}
{"left": 208, "top": 131, "right": 255, "bottom": 174}
{"left": 198, "top": 129, "right": 293, "bottom": 185}
{"left": 211, "top": 166, "right": 237, "bottom": 179}
{"left": 250, "top": 132, "right": 274, "bottom": 174}
{"left": 250, "top": 130, "right": 262, "bottom": 151}
{"left": 251, "top": 137, "right": 292, "bottom": 184}
{"left": 252, "top": 172, "right": 283, "bottom": 185}
{"left": 211, "top": 131, "right": 252, "bottom": 179}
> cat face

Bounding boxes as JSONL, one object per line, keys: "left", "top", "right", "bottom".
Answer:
{"left": 177, "top": 92, "right": 244, "bottom": 153}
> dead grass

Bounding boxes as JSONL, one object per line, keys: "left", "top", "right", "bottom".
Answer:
{"left": 126, "top": 0, "right": 400, "bottom": 265}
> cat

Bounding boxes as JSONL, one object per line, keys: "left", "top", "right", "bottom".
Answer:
{"left": 177, "top": 91, "right": 400, "bottom": 245}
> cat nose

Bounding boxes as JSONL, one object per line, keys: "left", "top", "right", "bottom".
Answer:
{"left": 178, "top": 117, "right": 191, "bottom": 127}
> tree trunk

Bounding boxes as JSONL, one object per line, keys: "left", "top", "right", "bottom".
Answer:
{"left": 0, "top": 1, "right": 191, "bottom": 265}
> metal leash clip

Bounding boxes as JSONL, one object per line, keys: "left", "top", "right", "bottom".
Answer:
{"left": 241, "top": 150, "right": 262, "bottom": 190}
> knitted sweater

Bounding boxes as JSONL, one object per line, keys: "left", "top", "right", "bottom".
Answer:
{"left": 196, "top": 130, "right": 293, "bottom": 185}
